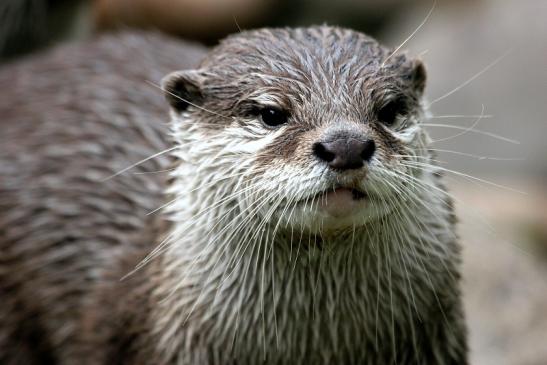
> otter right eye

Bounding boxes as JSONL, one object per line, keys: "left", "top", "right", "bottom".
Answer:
{"left": 377, "top": 98, "right": 408, "bottom": 127}
{"left": 259, "top": 107, "right": 288, "bottom": 127}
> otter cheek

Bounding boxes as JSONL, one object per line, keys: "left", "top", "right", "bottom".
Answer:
{"left": 318, "top": 188, "right": 366, "bottom": 218}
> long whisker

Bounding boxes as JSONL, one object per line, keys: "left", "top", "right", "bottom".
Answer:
{"left": 426, "top": 148, "right": 524, "bottom": 161}
{"left": 427, "top": 114, "right": 493, "bottom": 119}
{"left": 429, "top": 50, "right": 512, "bottom": 105}
{"left": 132, "top": 167, "right": 177, "bottom": 175}
{"left": 429, "top": 104, "right": 487, "bottom": 143}
{"left": 402, "top": 160, "right": 527, "bottom": 194}
{"left": 102, "top": 145, "right": 178, "bottom": 181}
{"left": 426, "top": 124, "right": 519, "bottom": 144}
{"left": 146, "top": 80, "right": 232, "bottom": 120}
{"left": 382, "top": 0, "right": 436, "bottom": 66}
{"left": 424, "top": 105, "right": 520, "bottom": 145}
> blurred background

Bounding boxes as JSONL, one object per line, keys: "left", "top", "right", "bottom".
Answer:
{"left": 1, "top": 0, "right": 545, "bottom": 363}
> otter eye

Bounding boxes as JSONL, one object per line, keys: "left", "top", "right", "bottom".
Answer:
{"left": 259, "top": 107, "right": 288, "bottom": 127}
{"left": 377, "top": 99, "right": 408, "bottom": 127}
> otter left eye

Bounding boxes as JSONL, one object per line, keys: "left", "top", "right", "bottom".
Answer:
{"left": 259, "top": 107, "right": 288, "bottom": 127}
{"left": 377, "top": 99, "right": 408, "bottom": 127}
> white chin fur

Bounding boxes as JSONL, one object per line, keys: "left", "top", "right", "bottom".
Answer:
{"left": 269, "top": 198, "right": 390, "bottom": 234}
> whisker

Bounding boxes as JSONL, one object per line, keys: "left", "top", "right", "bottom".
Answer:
{"left": 429, "top": 49, "right": 512, "bottom": 105}
{"left": 146, "top": 80, "right": 232, "bottom": 120}
{"left": 402, "top": 160, "right": 527, "bottom": 194}
{"left": 430, "top": 104, "right": 487, "bottom": 143}
{"left": 132, "top": 167, "right": 177, "bottom": 175}
{"left": 427, "top": 148, "right": 524, "bottom": 161}
{"left": 233, "top": 16, "right": 242, "bottom": 32}
{"left": 102, "top": 145, "right": 177, "bottom": 181}
{"left": 382, "top": 0, "right": 436, "bottom": 66}
{"left": 425, "top": 124, "right": 520, "bottom": 144}
{"left": 427, "top": 114, "right": 493, "bottom": 119}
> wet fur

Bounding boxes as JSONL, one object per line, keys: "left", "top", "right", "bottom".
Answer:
{"left": 0, "top": 27, "right": 467, "bottom": 364}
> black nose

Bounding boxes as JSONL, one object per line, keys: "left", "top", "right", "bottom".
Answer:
{"left": 313, "top": 134, "right": 375, "bottom": 170}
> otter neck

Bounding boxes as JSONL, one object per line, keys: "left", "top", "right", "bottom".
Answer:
{"left": 147, "top": 158, "right": 457, "bottom": 364}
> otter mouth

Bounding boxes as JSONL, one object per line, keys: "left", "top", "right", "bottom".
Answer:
{"left": 307, "top": 186, "right": 369, "bottom": 218}
{"left": 316, "top": 186, "right": 367, "bottom": 200}
{"left": 350, "top": 188, "right": 368, "bottom": 200}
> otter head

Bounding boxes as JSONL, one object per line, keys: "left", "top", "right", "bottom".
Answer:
{"left": 162, "top": 26, "right": 429, "bottom": 235}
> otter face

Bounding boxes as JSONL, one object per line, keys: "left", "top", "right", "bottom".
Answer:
{"left": 163, "top": 27, "right": 430, "bottom": 234}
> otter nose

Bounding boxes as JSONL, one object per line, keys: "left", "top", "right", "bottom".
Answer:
{"left": 313, "top": 134, "right": 375, "bottom": 170}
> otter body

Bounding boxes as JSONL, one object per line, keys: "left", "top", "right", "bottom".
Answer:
{"left": 0, "top": 32, "right": 205, "bottom": 364}
{"left": 0, "top": 28, "right": 467, "bottom": 364}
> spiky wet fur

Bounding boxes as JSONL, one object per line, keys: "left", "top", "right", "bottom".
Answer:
{"left": 0, "top": 27, "right": 467, "bottom": 364}
{"left": 147, "top": 116, "right": 466, "bottom": 365}
{"left": 151, "top": 27, "right": 467, "bottom": 364}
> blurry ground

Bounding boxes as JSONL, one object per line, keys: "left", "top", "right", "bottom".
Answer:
{"left": 452, "top": 180, "right": 547, "bottom": 365}
{"left": 1, "top": 0, "right": 546, "bottom": 364}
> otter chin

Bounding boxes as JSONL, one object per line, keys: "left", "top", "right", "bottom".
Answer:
{"left": 280, "top": 183, "right": 386, "bottom": 233}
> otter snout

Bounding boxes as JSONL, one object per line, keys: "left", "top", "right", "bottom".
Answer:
{"left": 312, "top": 132, "right": 375, "bottom": 171}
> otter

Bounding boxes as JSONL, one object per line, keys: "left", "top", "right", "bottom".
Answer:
{"left": 0, "top": 27, "right": 467, "bottom": 364}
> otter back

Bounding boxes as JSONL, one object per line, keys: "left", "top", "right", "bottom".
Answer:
{"left": 0, "top": 32, "right": 206, "bottom": 364}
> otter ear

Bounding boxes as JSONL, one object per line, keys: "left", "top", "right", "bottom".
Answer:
{"left": 161, "top": 70, "right": 206, "bottom": 112}
{"left": 411, "top": 60, "right": 427, "bottom": 95}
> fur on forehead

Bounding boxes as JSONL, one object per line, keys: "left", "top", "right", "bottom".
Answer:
{"left": 199, "top": 26, "right": 425, "bottom": 95}
{"left": 162, "top": 26, "right": 426, "bottom": 125}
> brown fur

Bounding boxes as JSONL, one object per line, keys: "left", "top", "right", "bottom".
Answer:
{"left": 0, "top": 31, "right": 205, "bottom": 364}
{"left": 0, "top": 27, "right": 467, "bottom": 364}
